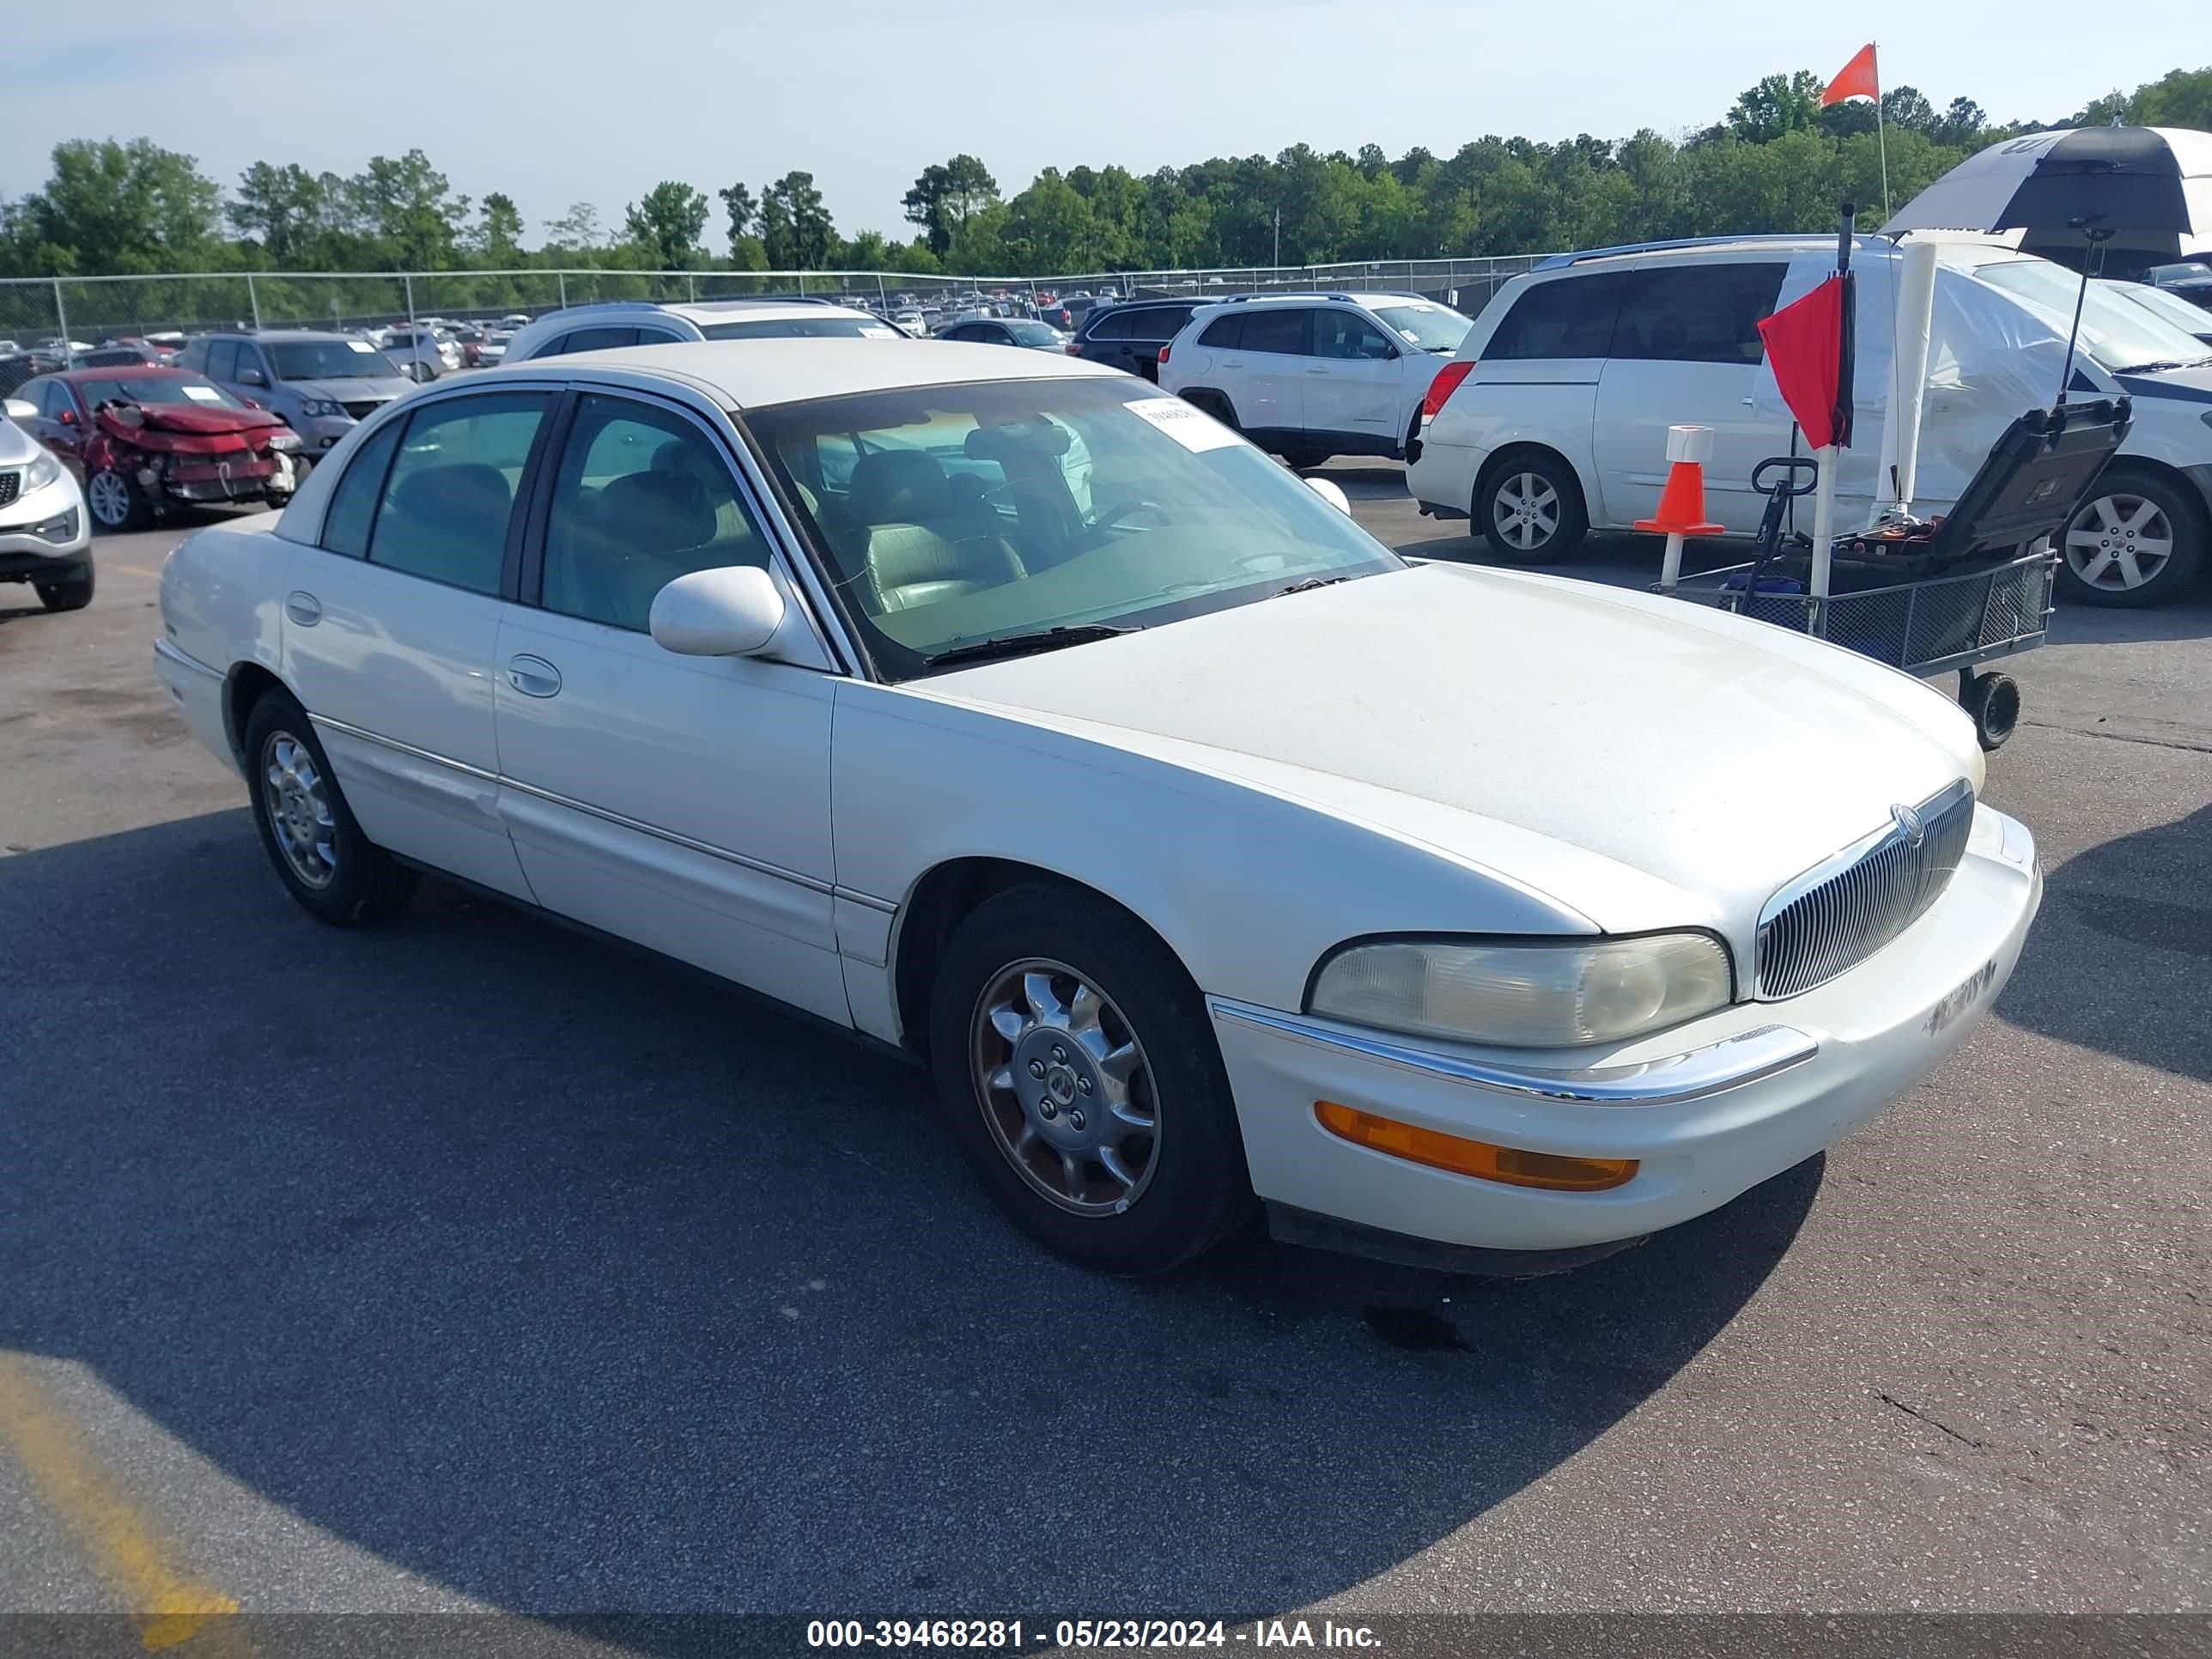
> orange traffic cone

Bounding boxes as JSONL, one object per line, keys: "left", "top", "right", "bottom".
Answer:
{"left": 1635, "top": 425, "right": 1722, "bottom": 538}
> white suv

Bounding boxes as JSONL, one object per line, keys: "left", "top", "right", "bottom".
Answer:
{"left": 1408, "top": 235, "right": 2212, "bottom": 607}
{"left": 1159, "top": 292, "right": 1472, "bottom": 467}
{"left": 502, "top": 298, "right": 902, "bottom": 364}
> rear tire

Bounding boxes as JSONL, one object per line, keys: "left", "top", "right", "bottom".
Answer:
{"left": 33, "top": 562, "right": 94, "bottom": 612}
{"left": 1181, "top": 389, "right": 1238, "bottom": 431}
{"left": 927, "top": 882, "right": 1256, "bottom": 1275}
{"left": 2056, "top": 468, "right": 2203, "bottom": 607}
{"left": 1478, "top": 451, "right": 1588, "bottom": 564}
{"left": 243, "top": 690, "right": 419, "bottom": 925}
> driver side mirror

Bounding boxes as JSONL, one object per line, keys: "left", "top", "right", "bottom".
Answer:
{"left": 239, "top": 367, "right": 267, "bottom": 387}
{"left": 2, "top": 398, "right": 35, "bottom": 423}
{"left": 649, "top": 565, "right": 787, "bottom": 658}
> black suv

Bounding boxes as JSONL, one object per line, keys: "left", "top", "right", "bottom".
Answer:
{"left": 1066, "top": 300, "right": 1204, "bottom": 382}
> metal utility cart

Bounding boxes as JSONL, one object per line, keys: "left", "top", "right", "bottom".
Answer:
{"left": 1665, "top": 396, "right": 2130, "bottom": 751}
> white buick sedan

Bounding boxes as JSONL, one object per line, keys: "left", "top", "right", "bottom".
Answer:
{"left": 154, "top": 342, "right": 2043, "bottom": 1276}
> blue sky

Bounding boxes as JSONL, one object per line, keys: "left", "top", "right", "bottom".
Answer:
{"left": 5, "top": 4, "right": 2201, "bottom": 240}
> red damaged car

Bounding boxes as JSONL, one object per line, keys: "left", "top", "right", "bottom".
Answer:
{"left": 11, "top": 366, "right": 302, "bottom": 532}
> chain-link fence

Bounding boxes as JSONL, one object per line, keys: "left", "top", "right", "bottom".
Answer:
{"left": 0, "top": 255, "right": 1559, "bottom": 369}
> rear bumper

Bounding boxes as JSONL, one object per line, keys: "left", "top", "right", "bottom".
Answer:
{"left": 152, "top": 636, "right": 238, "bottom": 775}
{"left": 1209, "top": 805, "right": 2042, "bottom": 1258}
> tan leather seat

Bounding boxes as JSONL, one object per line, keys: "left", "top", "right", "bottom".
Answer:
{"left": 847, "top": 449, "right": 1022, "bottom": 613}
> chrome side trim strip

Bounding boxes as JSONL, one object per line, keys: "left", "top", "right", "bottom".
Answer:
{"left": 305, "top": 712, "right": 901, "bottom": 911}
{"left": 153, "top": 637, "right": 224, "bottom": 683}
{"left": 308, "top": 714, "right": 499, "bottom": 783}
{"left": 1206, "top": 998, "right": 1819, "bottom": 1107}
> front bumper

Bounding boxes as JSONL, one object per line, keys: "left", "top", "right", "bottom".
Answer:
{"left": 0, "top": 474, "right": 91, "bottom": 568}
{"left": 1209, "top": 805, "right": 2042, "bottom": 1260}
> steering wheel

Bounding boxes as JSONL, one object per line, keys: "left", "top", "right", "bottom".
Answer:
{"left": 1087, "top": 498, "right": 1170, "bottom": 533}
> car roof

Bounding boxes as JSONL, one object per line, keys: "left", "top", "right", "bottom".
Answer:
{"left": 477, "top": 337, "right": 1126, "bottom": 408}
{"left": 227, "top": 329, "right": 354, "bottom": 343}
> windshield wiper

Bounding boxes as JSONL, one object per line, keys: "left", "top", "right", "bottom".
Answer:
{"left": 919, "top": 623, "right": 1139, "bottom": 669}
{"left": 2114, "top": 356, "right": 2212, "bottom": 374}
{"left": 1273, "top": 575, "right": 1355, "bottom": 596}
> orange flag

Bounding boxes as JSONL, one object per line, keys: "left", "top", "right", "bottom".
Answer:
{"left": 1822, "top": 43, "right": 1879, "bottom": 106}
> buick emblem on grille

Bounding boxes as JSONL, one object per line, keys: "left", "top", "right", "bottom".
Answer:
{"left": 1890, "top": 802, "right": 1927, "bottom": 848}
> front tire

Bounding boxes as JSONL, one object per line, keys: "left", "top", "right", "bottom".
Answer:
{"left": 243, "top": 690, "right": 418, "bottom": 924}
{"left": 85, "top": 468, "right": 150, "bottom": 533}
{"left": 927, "top": 883, "right": 1255, "bottom": 1274}
{"left": 2057, "top": 469, "right": 2203, "bottom": 607}
{"left": 1478, "top": 451, "right": 1588, "bottom": 563}
{"left": 33, "top": 562, "right": 94, "bottom": 612}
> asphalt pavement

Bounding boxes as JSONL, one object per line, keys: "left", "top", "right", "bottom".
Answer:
{"left": 0, "top": 476, "right": 2206, "bottom": 1640}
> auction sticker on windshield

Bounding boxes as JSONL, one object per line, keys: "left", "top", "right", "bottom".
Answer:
{"left": 1125, "top": 395, "right": 1242, "bottom": 453}
{"left": 181, "top": 386, "right": 222, "bottom": 402}
{"left": 348, "top": 340, "right": 376, "bottom": 352}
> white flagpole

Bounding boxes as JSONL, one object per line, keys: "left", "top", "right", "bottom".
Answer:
{"left": 1873, "top": 43, "right": 1891, "bottom": 222}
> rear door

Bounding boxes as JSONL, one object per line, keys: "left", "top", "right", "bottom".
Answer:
{"left": 280, "top": 387, "right": 553, "bottom": 900}
{"left": 1304, "top": 307, "right": 1404, "bottom": 447}
{"left": 1225, "top": 307, "right": 1310, "bottom": 438}
{"left": 1590, "top": 259, "right": 1790, "bottom": 532}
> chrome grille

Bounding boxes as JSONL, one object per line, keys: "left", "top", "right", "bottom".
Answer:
{"left": 340, "top": 399, "right": 389, "bottom": 422}
{"left": 0, "top": 471, "right": 18, "bottom": 507}
{"left": 1756, "top": 780, "right": 1976, "bottom": 999}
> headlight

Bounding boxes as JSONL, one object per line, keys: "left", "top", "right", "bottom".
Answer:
{"left": 24, "top": 449, "right": 61, "bottom": 491}
{"left": 265, "top": 429, "right": 301, "bottom": 452}
{"left": 299, "top": 398, "right": 343, "bottom": 419}
{"left": 1307, "top": 933, "right": 1734, "bottom": 1048}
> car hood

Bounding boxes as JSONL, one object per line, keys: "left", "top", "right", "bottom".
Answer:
{"left": 921, "top": 561, "right": 1978, "bottom": 945}
{"left": 280, "top": 378, "right": 408, "bottom": 403}
{"left": 0, "top": 416, "right": 40, "bottom": 465}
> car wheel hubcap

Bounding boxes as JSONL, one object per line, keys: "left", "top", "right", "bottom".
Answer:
{"left": 88, "top": 472, "right": 133, "bottom": 526}
{"left": 2064, "top": 493, "right": 2172, "bottom": 590}
{"left": 1494, "top": 472, "right": 1559, "bottom": 551}
{"left": 970, "top": 959, "right": 1158, "bottom": 1217}
{"left": 261, "top": 733, "right": 337, "bottom": 889}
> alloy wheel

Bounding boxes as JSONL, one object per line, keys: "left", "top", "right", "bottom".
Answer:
{"left": 969, "top": 958, "right": 1158, "bottom": 1217}
{"left": 1493, "top": 471, "right": 1560, "bottom": 553}
{"left": 2064, "top": 492, "right": 2173, "bottom": 593}
{"left": 261, "top": 732, "right": 337, "bottom": 889}
{"left": 87, "top": 471, "right": 136, "bottom": 529}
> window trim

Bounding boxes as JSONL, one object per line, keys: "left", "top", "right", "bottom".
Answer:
{"left": 1237, "top": 305, "right": 1314, "bottom": 358}
{"left": 1604, "top": 260, "right": 1789, "bottom": 367}
{"left": 315, "top": 414, "right": 405, "bottom": 560}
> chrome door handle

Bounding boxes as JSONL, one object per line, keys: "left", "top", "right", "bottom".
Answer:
{"left": 284, "top": 591, "right": 321, "bottom": 626}
{"left": 1305, "top": 367, "right": 1330, "bottom": 374}
{"left": 505, "top": 655, "right": 562, "bottom": 698}
{"left": 1741, "top": 398, "right": 1756, "bottom": 406}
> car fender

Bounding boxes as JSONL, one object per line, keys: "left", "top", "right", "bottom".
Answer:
{"left": 827, "top": 678, "right": 1709, "bottom": 1047}
{"left": 1424, "top": 380, "right": 1601, "bottom": 515}
{"left": 157, "top": 517, "right": 292, "bottom": 756}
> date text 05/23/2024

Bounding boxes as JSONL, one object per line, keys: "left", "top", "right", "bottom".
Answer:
{"left": 805, "top": 1619, "right": 1382, "bottom": 1650}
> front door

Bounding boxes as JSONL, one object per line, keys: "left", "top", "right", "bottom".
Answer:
{"left": 1304, "top": 307, "right": 1406, "bottom": 449}
{"left": 490, "top": 389, "right": 848, "bottom": 1024}
{"left": 1590, "top": 261, "right": 1791, "bottom": 533}
{"left": 279, "top": 387, "right": 552, "bottom": 901}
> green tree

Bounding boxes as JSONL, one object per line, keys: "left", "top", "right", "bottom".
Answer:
{"left": 2134, "top": 65, "right": 2212, "bottom": 130}
{"left": 544, "top": 201, "right": 606, "bottom": 252}
{"left": 349, "top": 149, "right": 468, "bottom": 268}
{"left": 623, "top": 180, "right": 709, "bottom": 268}
{"left": 7, "top": 138, "right": 221, "bottom": 274}
{"left": 902, "top": 154, "right": 1000, "bottom": 257}
{"left": 1728, "top": 71, "right": 1826, "bottom": 143}
{"left": 472, "top": 191, "right": 525, "bottom": 263}
{"left": 229, "top": 161, "right": 328, "bottom": 266}
{"left": 763, "top": 172, "right": 836, "bottom": 268}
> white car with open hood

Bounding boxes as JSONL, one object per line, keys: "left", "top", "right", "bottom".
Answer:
{"left": 152, "top": 340, "right": 2043, "bottom": 1276}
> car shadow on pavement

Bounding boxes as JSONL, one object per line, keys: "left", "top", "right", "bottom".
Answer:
{"left": 0, "top": 811, "right": 1815, "bottom": 1620}
{"left": 1997, "top": 802, "right": 2212, "bottom": 1083}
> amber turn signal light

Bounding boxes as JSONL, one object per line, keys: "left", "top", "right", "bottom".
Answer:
{"left": 1314, "top": 1101, "right": 1638, "bottom": 1192}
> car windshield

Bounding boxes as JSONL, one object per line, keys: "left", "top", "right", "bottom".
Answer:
{"left": 1972, "top": 259, "right": 2212, "bottom": 373}
{"left": 2104, "top": 280, "right": 2212, "bottom": 338}
{"left": 79, "top": 374, "right": 245, "bottom": 410}
{"left": 2148, "top": 262, "right": 2212, "bottom": 282}
{"left": 270, "top": 339, "right": 404, "bottom": 380}
{"left": 697, "top": 315, "right": 896, "bottom": 340}
{"left": 1004, "top": 320, "right": 1066, "bottom": 346}
{"left": 744, "top": 377, "right": 1401, "bottom": 679}
{"left": 1369, "top": 301, "right": 1473, "bottom": 353}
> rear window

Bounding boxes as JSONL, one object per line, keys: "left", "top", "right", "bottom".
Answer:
{"left": 1484, "top": 272, "right": 1632, "bottom": 361}
{"left": 1085, "top": 310, "right": 1135, "bottom": 341}
{"left": 697, "top": 316, "right": 895, "bottom": 339}
{"left": 1198, "top": 314, "right": 1242, "bottom": 349}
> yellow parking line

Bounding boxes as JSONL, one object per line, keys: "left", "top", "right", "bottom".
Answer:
{"left": 0, "top": 1353, "right": 251, "bottom": 1653}
{"left": 103, "top": 564, "right": 163, "bottom": 580}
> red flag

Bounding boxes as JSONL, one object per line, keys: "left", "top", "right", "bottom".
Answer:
{"left": 1758, "top": 276, "right": 1855, "bottom": 450}
{"left": 1822, "top": 43, "right": 1878, "bottom": 106}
